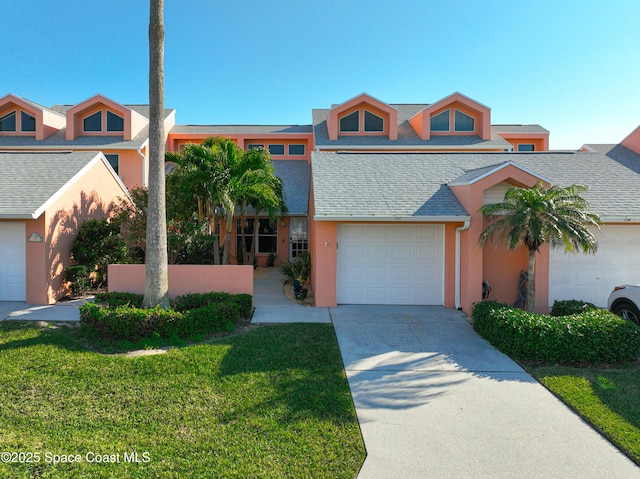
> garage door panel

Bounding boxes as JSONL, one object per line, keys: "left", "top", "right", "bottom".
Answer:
{"left": 549, "top": 225, "right": 640, "bottom": 308}
{"left": 337, "top": 224, "right": 444, "bottom": 305}
{"left": 0, "top": 222, "right": 27, "bottom": 301}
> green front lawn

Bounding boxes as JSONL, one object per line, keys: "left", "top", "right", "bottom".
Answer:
{"left": 529, "top": 364, "right": 640, "bottom": 465}
{"left": 0, "top": 322, "right": 365, "bottom": 479}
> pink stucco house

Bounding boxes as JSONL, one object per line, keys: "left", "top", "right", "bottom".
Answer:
{"left": 3, "top": 91, "right": 640, "bottom": 311}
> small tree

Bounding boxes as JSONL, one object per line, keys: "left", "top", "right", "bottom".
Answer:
{"left": 71, "top": 218, "right": 128, "bottom": 286}
{"left": 479, "top": 182, "right": 601, "bottom": 313}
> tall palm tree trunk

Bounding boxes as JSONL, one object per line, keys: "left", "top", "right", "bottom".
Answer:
{"left": 143, "top": 0, "right": 170, "bottom": 308}
{"left": 527, "top": 249, "right": 536, "bottom": 313}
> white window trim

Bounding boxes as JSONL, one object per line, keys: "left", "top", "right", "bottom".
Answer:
{"left": 106, "top": 110, "right": 125, "bottom": 132}
{"left": 430, "top": 109, "right": 451, "bottom": 132}
{"left": 453, "top": 109, "right": 475, "bottom": 132}
{"left": 363, "top": 109, "right": 385, "bottom": 132}
{"left": 288, "top": 144, "right": 306, "bottom": 156}
{"left": 0, "top": 110, "right": 17, "bottom": 132}
{"left": 517, "top": 144, "right": 535, "bottom": 152}
{"left": 339, "top": 110, "right": 360, "bottom": 133}
{"left": 82, "top": 111, "right": 103, "bottom": 133}
{"left": 268, "top": 144, "right": 285, "bottom": 155}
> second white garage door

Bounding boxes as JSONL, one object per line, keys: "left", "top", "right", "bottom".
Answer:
{"left": 549, "top": 225, "right": 640, "bottom": 308}
{"left": 337, "top": 224, "right": 444, "bottom": 305}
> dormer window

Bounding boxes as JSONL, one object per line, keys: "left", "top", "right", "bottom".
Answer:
{"left": 83, "top": 110, "right": 125, "bottom": 133}
{"left": 21, "top": 111, "right": 36, "bottom": 131}
{"left": 83, "top": 111, "right": 102, "bottom": 132}
{"left": 429, "top": 108, "right": 476, "bottom": 133}
{"left": 340, "top": 111, "right": 359, "bottom": 132}
{"left": 339, "top": 109, "right": 385, "bottom": 133}
{"left": 454, "top": 110, "right": 474, "bottom": 132}
{"left": 0, "top": 111, "right": 17, "bottom": 131}
{"left": 107, "top": 111, "right": 124, "bottom": 131}
{"left": 364, "top": 110, "right": 384, "bottom": 132}
{"left": 430, "top": 110, "right": 450, "bottom": 132}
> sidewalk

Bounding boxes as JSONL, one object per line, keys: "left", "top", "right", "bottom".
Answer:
{"left": 0, "top": 298, "right": 88, "bottom": 322}
{"left": 251, "top": 268, "right": 331, "bottom": 323}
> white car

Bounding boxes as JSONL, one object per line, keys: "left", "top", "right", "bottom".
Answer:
{"left": 608, "top": 285, "right": 640, "bottom": 325}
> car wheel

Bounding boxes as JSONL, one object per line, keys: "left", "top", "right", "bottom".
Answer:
{"left": 612, "top": 300, "right": 640, "bottom": 326}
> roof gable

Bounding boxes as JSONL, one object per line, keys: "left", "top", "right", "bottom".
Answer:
{"left": 0, "top": 93, "right": 65, "bottom": 140}
{"left": 409, "top": 92, "right": 492, "bottom": 141}
{"left": 326, "top": 93, "right": 398, "bottom": 141}
{"left": 621, "top": 124, "right": 640, "bottom": 155}
{"left": 65, "top": 94, "right": 148, "bottom": 141}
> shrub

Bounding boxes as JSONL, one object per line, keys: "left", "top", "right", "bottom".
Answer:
{"left": 71, "top": 218, "right": 128, "bottom": 286}
{"left": 94, "top": 292, "right": 144, "bottom": 308}
{"left": 281, "top": 253, "right": 311, "bottom": 281}
{"left": 472, "top": 300, "right": 640, "bottom": 365}
{"left": 172, "top": 292, "right": 232, "bottom": 312}
{"left": 65, "top": 265, "right": 92, "bottom": 297}
{"left": 550, "top": 299, "right": 598, "bottom": 317}
{"left": 171, "top": 292, "right": 252, "bottom": 318}
{"left": 80, "top": 291, "right": 251, "bottom": 341}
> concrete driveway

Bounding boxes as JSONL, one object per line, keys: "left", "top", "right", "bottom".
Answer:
{"left": 331, "top": 305, "right": 640, "bottom": 479}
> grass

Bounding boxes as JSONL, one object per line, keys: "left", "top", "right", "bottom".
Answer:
{"left": 0, "top": 321, "right": 365, "bottom": 479}
{"left": 528, "top": 363, "right": 640, "bottom": 464}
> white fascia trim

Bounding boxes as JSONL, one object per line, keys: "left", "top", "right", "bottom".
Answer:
{"left": 449, "top": 160, "right": 550, "bottom": 186}
{"left": 314, "top": 215, "right": 471, "bottom": 223}
{"left": 0, "top": 144, "right": 144, "bottom": 151}
{"left": 316, "top": 144, "right": 507, "bottom": 151}
{"left": 0, "top": 214, "right": 35, "bottom": 219}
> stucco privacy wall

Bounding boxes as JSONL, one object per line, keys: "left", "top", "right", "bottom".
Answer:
{"left": 108, "top": 265, "right": 254, "bottom": 297}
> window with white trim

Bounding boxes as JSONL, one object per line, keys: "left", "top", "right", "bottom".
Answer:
{"left": 430, "top": 110, "right": 450, "bottom": 132}
{"left": 517, "top": 144, "right": 535, "bottom": 152}
{"left": 21, "top": 111, "right": 36, "bottom": 131}
{"left": 83, "top": 111, "right": 102, "bottom": 132}
{"left": 364, "top": 110, "right": 384, "bottom": 132}
{"left": 454, "top": 109, "right": 475, "bottom": 132}
{"left": 339, "top": 111, "right": 360, "bottom": 132}
{"left": 0, "top": 111, "right": 17, "bottom": 131}
{"left": 106, "top": 111, "right": 124, "bottom": 131}
{"left": 288, "top": 144, "right": 305, "bottom": 155}
{"left": 104, "top": 154, "right": 119, "bottom": 174}
{"left": 268, "top": 144, "right": 285, "bottom": 155}
{"left": 289, "top": 218, "right": 308, "bottom": 259}
{"left": 247, "top": 144, "right": 264, "bottom": 150}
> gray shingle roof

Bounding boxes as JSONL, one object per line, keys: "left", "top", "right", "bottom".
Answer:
{"left": 170, "top": 125, "right": 312, "bottom": 135}
{"left": 491, "top": 125, "right": 550, "bottom": 134}
{"left": 311, "top": 145, "right": 640, "bottom": 220}
{"left": 0, "top": 151, "right": 103, "bottom": 218}
{"left": 273, "top": 160, "right": 309, "bottom": 215}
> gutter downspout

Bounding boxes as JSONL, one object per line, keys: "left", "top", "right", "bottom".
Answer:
{"left": 455, "top": 220, "right": 471, "bottom": 310}
{"left": 137, "top": 143, "right": 148, "bottom": 188}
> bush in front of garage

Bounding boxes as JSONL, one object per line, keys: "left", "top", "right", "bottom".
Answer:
{"left": 80, "top": 291, "right": 252, "bottom": 342}
{"left": 550, "top": 299, "right": 598, "bottom": 317}
{"left": 472, "top": 300, "right": 640, "bottom": 365}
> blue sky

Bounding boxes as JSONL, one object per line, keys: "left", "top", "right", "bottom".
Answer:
{"left": 2, "top": 0, "right": 639, "bottom": 149}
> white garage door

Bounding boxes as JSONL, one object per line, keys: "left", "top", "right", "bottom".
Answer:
{"left": 0, "top": 222, "right": 27, "bottom": 301}
{"left": 337, "top": 224, "right": 444, "bottom": 305}
{"left": 549, "top": 225, "right": 640, "bottom": 308}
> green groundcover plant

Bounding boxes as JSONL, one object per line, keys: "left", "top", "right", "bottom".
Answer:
{"left": 472, "top": 300, "right": 640, "bottom": 365}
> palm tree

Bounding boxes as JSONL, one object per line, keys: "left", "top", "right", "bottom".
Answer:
{"left": 166, "top": 142, "right": 228, "bottom": 264}
{"left": 143, "top": 0, "right": 170, "bottom": 308}
{"left": 479, "top": 182, "right": 601, "bottom": 313}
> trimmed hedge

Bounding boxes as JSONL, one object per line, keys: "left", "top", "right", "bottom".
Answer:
{"left": 472, "top": 300, "right": 640, "bottom": 365}
{"left": 172, "top": 292, "right": 253, "bottom": 318}
{"left": 80, "top": 291, "right": 252, "bottom": 341}
{"left": 94, "top": 292, "right": 144, "bottom": 308}
{"left": 550, "top": 299, "right": 598, "bottom": 317}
